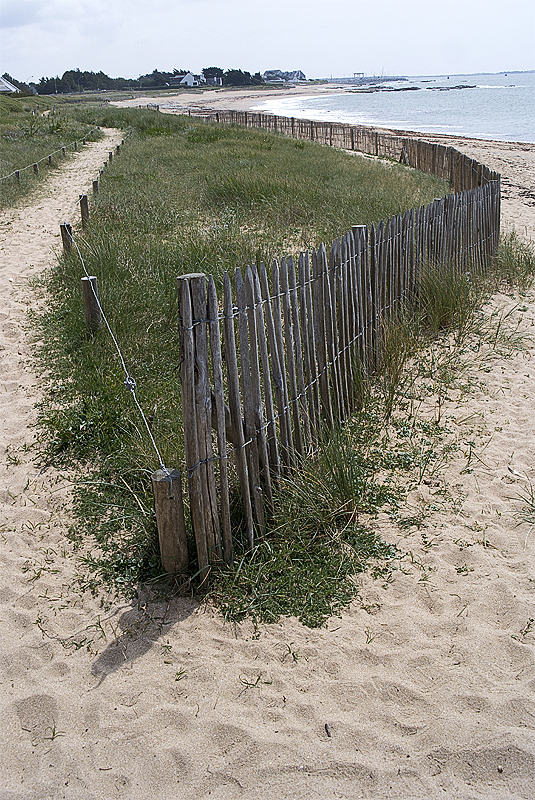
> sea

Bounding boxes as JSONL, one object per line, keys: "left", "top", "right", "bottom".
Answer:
{"left": 251, "top": 72, "right": 535, "bottom": 144}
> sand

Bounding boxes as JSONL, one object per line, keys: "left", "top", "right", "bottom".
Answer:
{"left": 0, "top": 112, "right": 534, "bottom": 799}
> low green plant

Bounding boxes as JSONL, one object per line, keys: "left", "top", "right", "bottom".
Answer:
{"left": 490, "top": 231, "right": 535, "bottom": 292}
{"left": 416, "top": 262, "right": 478, "bottom": 344}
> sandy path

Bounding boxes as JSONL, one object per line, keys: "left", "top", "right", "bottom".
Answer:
{"left": 0, "top": 129, "right": 123, "bottom": 520}
{"left": 0, "top": 123, "right": 534, "bottom": 799}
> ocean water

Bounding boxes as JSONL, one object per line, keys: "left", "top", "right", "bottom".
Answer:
{"left": 252, "top": 72, "right": 535, "bottom": 143}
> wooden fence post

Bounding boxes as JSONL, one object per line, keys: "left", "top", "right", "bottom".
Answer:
{"left": 92, "top": 179, "right": 99, "bottom": 194}
{"left": 15, "top": 170, "right": 20, "bottom": 183}
{"left": 33, "top": 163, "right": 39, "bottom": 175}
{"left": 62, "top": 147, "right": 66, "bottom": 156}
{"left": 60, "top": 222, "right": 73, "bottom": 254}
{"left": 177, "top": 273, "right": 221, "bottom": 580}
{"left": 151, "top": 468, "right": 188, "bottom": 574}
{"left": 81, "top": 276, "right": 102, "bottom": 332}
{"left": 48, "top": 155, "right": 52, "bottom": 166}
{"left": 79, "top": 194, "right": 90, "bottom": 229}
{"left": 74, "top": 141, "right": 78, "bottom": 151}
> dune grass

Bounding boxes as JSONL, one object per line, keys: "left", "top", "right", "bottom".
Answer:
{"left": 0, "top": 95, "right": 102, "bottom": 207}
{"left": 30, "top": 104, "right": 535, "bottom": 625}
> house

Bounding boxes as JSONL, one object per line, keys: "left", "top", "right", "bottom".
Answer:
{"left": 262, "top": 70, "right": 307, "bottom": 83}
{"left": 0, "top": 75, "right": 18, "bottom": 93}
{"left": 169, "top": 72, "right": 204, "bottom": 88}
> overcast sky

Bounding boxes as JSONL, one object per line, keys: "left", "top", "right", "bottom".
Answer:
{"left": 1, "top": 0, "right": 534, "bottom": 83}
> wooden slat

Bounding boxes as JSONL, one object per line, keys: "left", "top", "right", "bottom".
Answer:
{"left": 280, "top": 258, "right": 305, "bottom": 458}
{"left": 207, "top": 276, "right": 233, "bottom": 565}
{"left": 288, "top": 256, "right": 312, "bottom": 449}
{"left": 251, "top": 266, "right": 281, "bottom": 479}
{"left": 190, "top": 275, "right": 221, "bottom": 563}
{"left": 259, "top": 262, "right": 292, "bottom": 468}
{"left": 244, "top": 266, "right": 273, "bottom": 507}
{"left": 235, "top": 268, "right": 266, "bottom": 532}
{"left": 272, "top": 260, "right": 295, "bottom": 463}
{"left": 222, "top": 273, "right": 255, "bottom": 548}
{"left": 324, "top": 244, "right": 343, "bottom": 423}
{"left": 312, "top": 247, "right": 333, "bottom": 426}
{"left": 298, "top": 251, "right": 319, "bottom": 437}
{"left": 177, "top": 276, "right": 210, "bottom": 578}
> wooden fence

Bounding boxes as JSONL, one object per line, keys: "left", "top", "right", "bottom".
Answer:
{"left": 182, "top": 108, "right": 501, "bottom": 192}
{"left": 150, "top": 111, "right": 501, "bottom": 579}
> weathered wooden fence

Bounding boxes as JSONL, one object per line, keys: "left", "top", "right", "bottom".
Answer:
{"left": 147, "top": 111, "right": 501, "bottom": 578}
{"left": 182, "top": 108, "right": 501, "bottom": 192}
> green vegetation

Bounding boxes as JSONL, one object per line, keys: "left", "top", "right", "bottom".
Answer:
{"left": 28, "top": 103, "right": 535, "bottom": 627}
{"left": 0, "top": 95, "right": 102, "bottom": 207}
{"left": 7, "top": 65, "right": 264, "bottom": 95}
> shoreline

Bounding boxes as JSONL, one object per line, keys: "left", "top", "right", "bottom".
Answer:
{"left": 113, "top": 84, "right": 534, "bottom": 147}
{"left": 113, "top": 88, "right": 535, "bottom": 242}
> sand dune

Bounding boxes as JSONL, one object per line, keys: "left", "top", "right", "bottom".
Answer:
{"left": 0, "top": 121, "right": 534, "bottom": 799}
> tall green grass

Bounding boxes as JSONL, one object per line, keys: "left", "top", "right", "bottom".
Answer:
{"left": 0, "top": 95, "right": 102, "bottom": 207}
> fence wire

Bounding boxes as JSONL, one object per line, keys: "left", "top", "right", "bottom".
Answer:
{"left": 0, "top": 127, "right": 101, "bottom": 182}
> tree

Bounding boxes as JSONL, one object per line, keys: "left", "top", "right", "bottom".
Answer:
{"left": 223, "top": 69, "right": 264, "bottom": 87}
{"left": 202, "top": 67, "right": 224, "bottom": 80}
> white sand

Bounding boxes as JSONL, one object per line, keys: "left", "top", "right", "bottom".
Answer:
{"left": 0, "top": 117, "right": 534, "bottom": 799}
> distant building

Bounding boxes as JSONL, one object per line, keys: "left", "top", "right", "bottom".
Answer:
{"left": 204, "top": 76, "right": 223, "bottom": 87}
{"left": 169, "top": 72, "right": 204, "bottom": 88}
{"left": 0, "top": 75, "right": 18, "bottom": 93}
{"left": 262, "top": 70, "right": 307, "bottom": 83}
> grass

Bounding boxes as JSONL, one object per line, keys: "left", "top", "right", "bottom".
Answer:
{"left": 26, "top": 101, "right": 535, "bottom": 626}
{"left": 0, "top": 94, "right": 102, "bottom": 207}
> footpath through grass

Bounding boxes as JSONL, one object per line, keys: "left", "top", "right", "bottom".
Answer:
{"left": 30, "top": 103, "right": 534, "bottom": 627}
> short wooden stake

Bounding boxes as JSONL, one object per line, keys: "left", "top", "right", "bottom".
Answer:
{"left": 81, "top": 276, "right": 102, "bottom": 332}
{"left": 79, "top": 194, "right": 90, "bottom": 229}
{"left": 15, "top": 170, "right": 20, "bottom": 183}
{"left": 60, "top": 222, "right": 73, "bottom": 254}
{"left": 116, "top": 144, "right": 120, "bottom": 155}
{"left": 83, "top": 137, "right": 86, "bottom": 145}
{"left": 74, "top": 141, "right": 78, "bottom": 151}
{"left": 33, "top": 163, "right": 39, "bottom": 175}
{"left": 92, "top": 179, "right": 99, "bottom": 194}
{"left": 62, "top": 147, "right": 66, "bottom": 156}
{"left": 151, "top": 469, "right": 189, "bottom": 574}
{"left": 48, "top": 155, "right": 52, "bottom": 166}
{"left": 108, "top": 151, "right": 113, "bottom": 162}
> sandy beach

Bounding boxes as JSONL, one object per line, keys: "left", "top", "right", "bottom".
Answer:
{"left": 114, "top": 86, "right": 535, "bottom": 242}
{"left": 0, "top": 104, "right": 534, "bottom": 799}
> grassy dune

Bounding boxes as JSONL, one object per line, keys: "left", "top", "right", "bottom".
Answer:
{"left": 0, "top": 95, "right": 102, "bottom": 207}
{"left": 34, "top": 104, "right": 532, "bottom": 622}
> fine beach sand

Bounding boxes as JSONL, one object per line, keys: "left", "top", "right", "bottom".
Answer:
{"left": 0, "top": 106, "right": 534, "bottom": 799}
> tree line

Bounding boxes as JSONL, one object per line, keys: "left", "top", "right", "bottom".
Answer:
{"left": 3, "top": 67, "right": 265, "bottom": 96}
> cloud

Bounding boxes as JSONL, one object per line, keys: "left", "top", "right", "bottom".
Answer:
{"left": 1, "top": 0, "right": 534, "bottom": 84}
{"left": 0, "top": 0, "right": 44, "bottom": 29}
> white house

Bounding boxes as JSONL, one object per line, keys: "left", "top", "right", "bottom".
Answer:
{"left": 169, "top": 72, "right": 204, "bottom": 88}
{"left": 0, "top": 76, "right": 18, "bottom": 93}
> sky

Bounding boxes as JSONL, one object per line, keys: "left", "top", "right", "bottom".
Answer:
{"left": 1, "top": 0, "right": 534, "bottom": 84}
